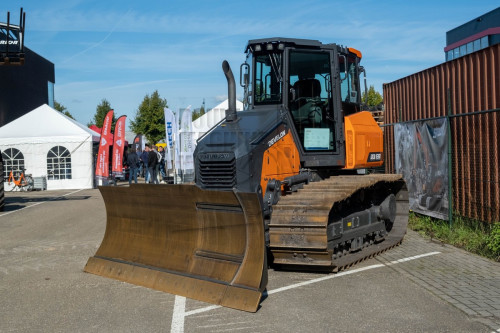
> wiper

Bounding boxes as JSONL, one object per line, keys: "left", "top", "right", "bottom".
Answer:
{"left": 268, "top": 53, "right": 282, "bottom": 83}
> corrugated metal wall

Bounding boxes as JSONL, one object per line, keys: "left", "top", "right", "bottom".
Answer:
{"left": 383, "top": 44, "right": 500, "bottom": 223}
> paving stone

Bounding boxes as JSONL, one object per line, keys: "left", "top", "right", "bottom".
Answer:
{"left": 377, "top": 229, "right": 500, "bottom": 327}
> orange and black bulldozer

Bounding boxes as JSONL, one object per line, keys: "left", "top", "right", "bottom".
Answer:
{"left": 85, "top": 38, "right": 408, "bottom": 312}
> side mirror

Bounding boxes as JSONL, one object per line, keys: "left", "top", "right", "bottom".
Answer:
{"left": 240, "top": 63, "right": 250, "bottom": 88}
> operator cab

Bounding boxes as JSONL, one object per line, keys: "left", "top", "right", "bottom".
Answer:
{"left": 241, "top": 38, "right": 365, "bottom": 166}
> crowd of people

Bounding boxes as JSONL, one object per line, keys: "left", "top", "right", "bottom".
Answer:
{"left": 125, "top": 144, "right": 167, "bottom": 185}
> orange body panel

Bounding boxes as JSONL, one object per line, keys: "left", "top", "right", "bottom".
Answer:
{"left": 344, "top": 111, "right": 384, "bottom": 169}
{"left": 260, "top": 131, "right": 300, "bottom": 195}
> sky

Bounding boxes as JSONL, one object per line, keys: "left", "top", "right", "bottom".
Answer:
{"left": 3, "top": 1, "right": 499, "bottom": 128}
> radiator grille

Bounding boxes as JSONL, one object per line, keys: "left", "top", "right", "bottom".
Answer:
{"left": 198, "top": 158, "right": 236, "bottom": 189}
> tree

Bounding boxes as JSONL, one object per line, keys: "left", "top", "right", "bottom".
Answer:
{"left": 192, "top": 99, "right": 206, "bottom": 121}
{"left": 88, "top": 99, "right": 117, "bottom": 129}
{"left": 362, "top": 85, "right": 384, "bottom": 110}
{"left": 54, "top": 100, "right": 75, "bottom": 119}
{"left": 130, "top": 90, "right": 168, "bottom": 144}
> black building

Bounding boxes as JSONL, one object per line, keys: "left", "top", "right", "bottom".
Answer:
{"left": 0, "top": 47, "right": 55, "bottom": 127}
{"left": 0, "top": 8, "right": 54, "bottom": 127}
{"left": 445, "top": 6, "right": 500, "bottom": 61}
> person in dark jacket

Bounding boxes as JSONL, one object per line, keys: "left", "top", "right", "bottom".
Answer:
{"left": 147, "top": 145, "right": 159, "bottom": 184}
{"left": 141, "top": 145, "right": 150, "bottom": 183}
{"left": 126, "top": 148, "right": 140, "bottom": 185}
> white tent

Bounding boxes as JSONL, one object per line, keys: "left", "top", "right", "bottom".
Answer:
{"left": 191, "top": 99, "right": 243, "bottom": 141}
{"left": 0, "top": 104, "right": 100, "bottom": 190}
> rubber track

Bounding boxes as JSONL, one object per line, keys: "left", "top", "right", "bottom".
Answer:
{"left": 269, "top": 174, "right": 409, "bottom": 272}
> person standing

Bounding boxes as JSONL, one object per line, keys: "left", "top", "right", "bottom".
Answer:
{"left": 158, "top": 146, "right": 166, "bottom": 182}
{"left": 126, "top": 148, "right": 140, "bottom": 185}
{"left": 147, "top": 145, "right": 159, "bottom": 184}
{"left": 141, "top": 145, "right": 150, "bottom": 183}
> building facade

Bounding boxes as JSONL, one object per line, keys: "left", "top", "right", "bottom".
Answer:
{"left": 445, "top": 6, "right": 500, "bottom": 61}
{"left": 0, "top": 47, "right": 54, "bottom": 127}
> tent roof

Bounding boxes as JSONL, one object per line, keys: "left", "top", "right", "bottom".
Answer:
{"left": 0, "top": 104, "right": 100, "bottom": 144}
{"left": 192, "top": 99, "right": 243, "bottom": 131}
{"left": 210, "top": 99, "right": 244, "bottom": 111}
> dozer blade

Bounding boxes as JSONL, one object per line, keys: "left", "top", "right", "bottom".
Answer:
{"left": 84, "top": 184, "right": 267, "bottom": 312}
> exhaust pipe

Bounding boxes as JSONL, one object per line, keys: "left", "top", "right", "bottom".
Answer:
{"left": 222, "top": 60, "right": 237, "bottom": 122}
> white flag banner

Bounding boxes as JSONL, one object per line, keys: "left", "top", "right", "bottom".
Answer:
{"left": 180, "top": 106, "right": 195, "bottom": 171}
{"left": 174, "top": 109, "right": 181, "bottom": 171}
{"left": 164, "top": 108, "right": 175, "bottom": 169}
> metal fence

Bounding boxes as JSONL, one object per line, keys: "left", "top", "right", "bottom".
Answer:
{"left": 450, "top": 109, "right": 499, "bottom": 223}
{"left": 383, "top": 44, "right": 499, "bottom": 224}
{"left": 384, "top": 108, "right": 500, "bottom": 224}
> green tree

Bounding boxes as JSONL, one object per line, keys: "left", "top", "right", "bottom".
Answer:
{"left": 54, "top": 100, "right": 75, "bottom": 119}
{"left": 130, "top": 90, "right": 168, "bottom": 144}
{"left": 192, "top": 100, "right": 206, "bottom": 122}
{"left": 88, "top": 99, "right": 117, "bottom": 130}
{"left": 362, "top": 85, "right": 384, "bottom": 110}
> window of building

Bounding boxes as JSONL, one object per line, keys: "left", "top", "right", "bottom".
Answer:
{"left": 466, "top": 42, "right": 473, "bottom": 54}
{"left": 47, "top": 81, "right": 55, "bottom": 108}
{"left": 480, "top": 36, "right": 489, "bottom": 49}
{"left": 447, "top": 50, "right": 454, "bottom": 61}
{"left": 473, "top": 39, "right": 481, "bottom": 52}
{"left": 2, "top": 148, "right": 25, "bottom": 179}
{"left": 47, "top": 146, "right": 72, "bottom": 180}
{"left": 459, "top": 45, "right": 467, "bottom": 57}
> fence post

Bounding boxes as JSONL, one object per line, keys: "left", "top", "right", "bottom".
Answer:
{"left": 447, "top": 88, "right": 453, "bottom": 227}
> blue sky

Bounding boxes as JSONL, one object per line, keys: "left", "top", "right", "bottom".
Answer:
{"left": 4, "top": 1, "right": 499, "bottom": 127}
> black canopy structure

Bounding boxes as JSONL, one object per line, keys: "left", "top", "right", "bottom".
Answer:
{"left": 0, "top": 8, "right": 25, "bottom": 66}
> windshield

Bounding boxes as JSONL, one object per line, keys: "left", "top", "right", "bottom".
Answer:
{"left": 339, "top": 55, "right": 359, "bottom": 103}
{"left": 288, "top": 50, "right": 335, "bottom": 152}
{"left": 254, "top": 53, "right": 282, "bottom": 105}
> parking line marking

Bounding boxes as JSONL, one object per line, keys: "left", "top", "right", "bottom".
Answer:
{"left": 171, "top": 296, "right": 186, "bottom": 333}
{"left": 267, "top": 263, "right": 385, "bottom": 295}
{"left": 170, "top": 251, "right": 441, "bottom": 332}
{"left": 185, "top": 304, "right": 221, "bottom": 317}
{"left": 0, "top": 189, "right": 85, "bottom": 217}
{"left": 385, "top": 251, "right": 441, "bottom": 265}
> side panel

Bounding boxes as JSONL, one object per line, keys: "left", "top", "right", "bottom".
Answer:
{"left": 260, "top": 129, "right": 300, "bottom": 194}
{"left": 344, "top": 111, "right": 384, "bottom": 169}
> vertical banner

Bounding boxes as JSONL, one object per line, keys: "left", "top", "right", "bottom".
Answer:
{"left": 174, "top": 109, "right": 181, "bottom": 171}
{"left": 395, "top": 118, "right": 449, "bottom": 220}
{"left": 133, "top": 134, "right": 144, "bottom": 153}
{"left": 164, "top": 108, "right": 175, "bottom": 169}
{"left": 112, "top": 115, "right": 127, "bottom": 177}
{"left": 180, "top": 106, "right": 194, "bottom": 172}
{"left": 95, "top": 110, "right": 114, "bottom": 180}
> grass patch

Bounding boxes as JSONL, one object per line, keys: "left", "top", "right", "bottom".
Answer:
{"left": 408, "top": 212, "right": 500, "bottom": 262}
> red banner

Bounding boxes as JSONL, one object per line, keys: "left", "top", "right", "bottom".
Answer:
{"left": 112, "top": 115, "right": 127, "bottom": 176}
{"left": 95, "top": 110, "right": 114, "bottom": 179}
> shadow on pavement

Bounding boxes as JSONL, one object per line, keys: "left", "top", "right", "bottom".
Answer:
{"left": 3, "top": 195, "right": 91, "bottom": 212}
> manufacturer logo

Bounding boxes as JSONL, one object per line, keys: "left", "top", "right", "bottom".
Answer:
{"left": 116, "top": 139, "right": 122, "bottom": 147}
{"left": 101, "top": 138, "right": 107, "bottom": 146}
{"left": 268, "top": 130, "right": 286, "bottom": 147}
{"left": 200, "top": 153, "right": 232, "bottom": 160}
{"left": 367, "top": 152, "right": 382, "bottom": 162}
{"left": 0, "top": 40, "right": 19, "bottom": 45}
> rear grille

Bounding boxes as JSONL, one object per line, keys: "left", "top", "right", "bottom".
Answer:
{"left": 198, "top": 158, "right": 236, "bottom": 189}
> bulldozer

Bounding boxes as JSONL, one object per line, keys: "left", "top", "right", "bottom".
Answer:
{"left": 85, "top": 37, "right": 408, "bottom": 312}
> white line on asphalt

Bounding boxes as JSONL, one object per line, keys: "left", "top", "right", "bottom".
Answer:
{"left": 385, "top": 251, "right": 442, "bottom": 265}
{"left": 170, "top": 251, "right": 441, "bottom": 333}
{"left": 0, "top": 189, "right": 85, "bottom": 217}
{"left": 170, "top": 296, "right": 186, "bottom": 333}
{"left": 184, "top": 304, "right": 221, "bottom": 317}
{"left": 267, "top": 263, "right": 385, "bottom": 295}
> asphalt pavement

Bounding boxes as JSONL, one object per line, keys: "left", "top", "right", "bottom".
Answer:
{"left": 0, "top": 187, "right": 499, "bottom": 332}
